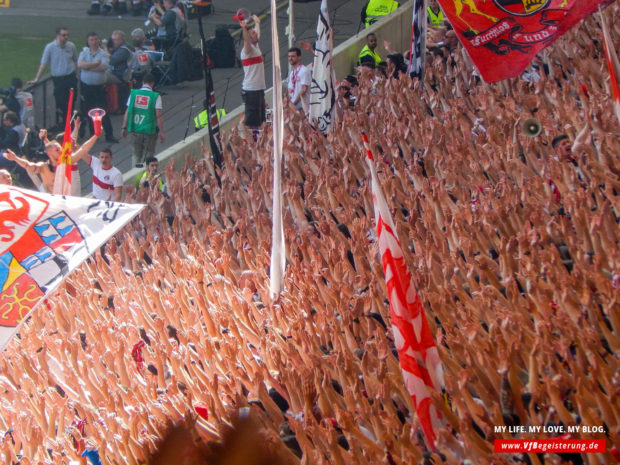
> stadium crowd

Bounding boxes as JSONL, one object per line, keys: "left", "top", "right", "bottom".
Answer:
{"left": 0, "top": 3, "right": 618, "bottom": 465}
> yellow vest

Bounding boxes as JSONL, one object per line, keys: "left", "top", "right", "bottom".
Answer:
{"left": 194, "top": 108, "right": 227, "bottom": 130}
{"left": 137, "top": 172, "right": 164, "bottom": 191}
{"left": 364, "top": 0, "right": 398, "bottom": 28}
{"left": 358, "top": 45, "right": 382, "bottom": 66}
{"left": 427, "top": 6, "right": 444, "bottom": 27}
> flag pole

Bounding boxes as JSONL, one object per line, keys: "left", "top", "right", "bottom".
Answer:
{"left": 194, "top": 0, "right": 223, "bottom": 170}
{"left": 288, "top": 0, "right": 295, "bottom": 49}
{"left": 269, "top": 0, "right": 286, "bottom": 300}
{"left": 599, "top": 5, "right": 620, "bottom": 127}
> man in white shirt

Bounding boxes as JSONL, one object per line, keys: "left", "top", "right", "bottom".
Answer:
{"left": 240, "top": 15, "right": 266, "bottom": 130}
{"left": 78, "top": 147, "right": 123, "bottom": 201}
{"left": 287, "top": 48, "right": 311, "bottom": 111}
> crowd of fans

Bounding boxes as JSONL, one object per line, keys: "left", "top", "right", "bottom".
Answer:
{"left": 0, "top": 0, "right": 194, "bottom": 195}
{"left": 0, "top": 3, "right": 618, "bottom": 465}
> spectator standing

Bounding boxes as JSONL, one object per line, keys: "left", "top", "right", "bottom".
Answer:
{"left": 240, "top": 15, "right": 266, "bottom": 130}
{"left": 121, "top": 73, "right": 164, "bottom": 168}
{"left": 287, "top": 48, "right": 310, "bottom": 111}
{"left": 0, "top": 79, "right": 31, "bottom": 149}
{"left": 0, "top": 131, "right": 99, "bottom": 193}
{"left": 107, "top": 30, "right": 134, "bottom": 84}
{"left": 358, "top": 33, "right": 381, "bottom": 66}
{"left": 29, "top": 27, "right": 77, "bottom": 128}
{"left": 0, "top": 112, "right": 21, "bottom": 154}
{"left": 11, "top": 78, "right": 35, "bottom": 132}
{"left": 77, "top": 147, "right": 123, "bottom": 201}
{"left": 427, "top": 0, "right": 445, "bottom": 28}
{"left": 78, "top": 33, "right": 118, "bottom": 143}
{"left": 149, "top": 0, "right": 182, "bottom": 51}
{"left": 0, "top": 81, "right": 21, "bottom": 116}
{"left": 129, "top": 28, "right": 155, "bottom": 81}
{"left": 363, "top": 0, "right": 398, "bottom": 28}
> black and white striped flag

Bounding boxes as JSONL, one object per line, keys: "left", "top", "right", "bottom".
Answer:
{"left": 408, "top": 0, "right": 427, "bottom": 82}
{"left": 309, "top": 0, "right": 336, "bottom": 133}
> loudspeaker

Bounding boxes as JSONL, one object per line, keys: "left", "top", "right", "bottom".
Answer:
{"left": 522, "top": 118, "right": 541, "bottom": 138}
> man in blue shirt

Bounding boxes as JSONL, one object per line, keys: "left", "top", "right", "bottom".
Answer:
{"left": 29, "top": 27, "right": 77, "bottom": 128}
{"left": 78, "top": 32, "right": 118, "bottom": 142}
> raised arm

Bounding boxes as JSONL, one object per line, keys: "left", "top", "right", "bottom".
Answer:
{"left": 71, "top": 134, "right": 99, "bottom": 165}
{"left": 3, "top": 149, "right": 43, "bottom": 172}
{"left": 241, "top": 15, "right": 260, "bottom": 56}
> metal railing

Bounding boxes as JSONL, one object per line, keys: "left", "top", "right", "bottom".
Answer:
{"left": 26, "top": 75, "right": 58, "bottom": 130}
{"left": 119, "top": 0, "right": 415, "bottom": 186}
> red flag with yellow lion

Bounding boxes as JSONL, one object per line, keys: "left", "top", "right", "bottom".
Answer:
{"left": 437, "top": 0, "right": 609, "bottom": 82}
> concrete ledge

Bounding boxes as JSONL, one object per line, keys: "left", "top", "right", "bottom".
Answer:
{"left": 123, "top": 0, "right": 414, "bottom": 185}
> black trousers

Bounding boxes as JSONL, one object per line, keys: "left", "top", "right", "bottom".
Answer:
{"left": 52, "top": 73, "right": 77, "bottom": 126}
{"left": 80, "top": 83, "right": 114, "bottom": 137}
{"left": 241, "top": 89, "right": 265, "bottom": 128}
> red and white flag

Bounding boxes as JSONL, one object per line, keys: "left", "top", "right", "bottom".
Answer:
{"left": 362, "top": 133, "right": 444, "bottom": 450}
{"left": 0, "top": 185, "right": 143, "bottom": 351}
{"left": 53, "top": 89, "right": 74, "bottom": 196}
{"left": 600, "top": 6, "right": 620, "bottom": 127}
{"left": 269, "top": 0, "right": 286, "bottom": 299}
{"left": 436, "top": 0, "right": 608, "bottom": 82}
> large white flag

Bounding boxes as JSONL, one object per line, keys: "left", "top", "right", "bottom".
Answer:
{"left": 269, "top": 0, "right": 286, "bottom": 299}
{"left": 0, "top": 186, "right": 144, "bottom": 351}
{"left": 309, "top": 0, "right": 336, "bottom": 133}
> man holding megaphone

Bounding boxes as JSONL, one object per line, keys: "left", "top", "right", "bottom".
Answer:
{"left": 238, "top": 12, "right": 266, "bottom": 132}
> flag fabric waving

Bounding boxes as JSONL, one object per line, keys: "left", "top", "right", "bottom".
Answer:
{"left": 269, "top": 0, "right": 286, "bottom": 299}
{"left": 0, "top": 185, "right": 144, "bottom": 351}
{"left": 362, "top": 133, "right": 444, "bottom": 450}
{"left": 408, "top": 0, "right": 428, "bottom": 81}
{"left": 309, "top": 0, "right": 337, "bottom": 133}
{"left": 196, "top": 1, "right": 223, "bottom": 169}
{"left": 53, "top": 89, "right": 74, "bottom": 196}
{"left": 436, "top": 0, "right": 607, "bottom": 82}
{"left": 600, "top": 7, "right": 620, "bottom": 127}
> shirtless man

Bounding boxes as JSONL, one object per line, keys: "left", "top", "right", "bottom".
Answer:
{"left": 3, "top": 133, "right": 99, "bottom": 196}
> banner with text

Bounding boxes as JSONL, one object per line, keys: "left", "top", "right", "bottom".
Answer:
{"left": 436, "top": 0, "right": 608, "bottom": 82}
{"left": 0, "top": 186, "right": 143, "bottom": 351}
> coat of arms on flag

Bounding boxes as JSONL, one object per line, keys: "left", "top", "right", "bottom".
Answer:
{"left": 0, "top": 186, "right": 143, "bottom": 351}
{"left": 437, "top": 0, "right": 608, "bottom": 82}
